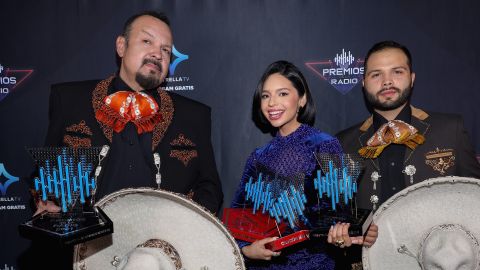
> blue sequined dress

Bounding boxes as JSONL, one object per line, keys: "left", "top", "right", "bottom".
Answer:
{"left": 231, "top": 124, "right": 343, "bottom": 270}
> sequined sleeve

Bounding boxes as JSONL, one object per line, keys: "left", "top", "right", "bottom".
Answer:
{"left": 305, "top": 132, "right": 343, "bottom": 156}
{"left": 317, "top": 137, "right": 343, "bottom": 155}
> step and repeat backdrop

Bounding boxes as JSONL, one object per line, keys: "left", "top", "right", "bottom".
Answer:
{"left": 1, "top": 1, "right": 479, "bottom": 268}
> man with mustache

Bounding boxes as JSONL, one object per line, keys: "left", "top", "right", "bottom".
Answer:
{"left": 28, "top": 12, "right": 223, "bottom": 269}
{"left": 37, "top": 11, "right": 222, "bottom": 214}
{"left": 334, "top": 40, "right": 480, "bottom": 270}
{"left": 35, "top": 11, "right": 222, "bottom": 214}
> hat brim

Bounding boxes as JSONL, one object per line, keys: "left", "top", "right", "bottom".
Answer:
{"left": 363, "top": 176, "right": 480, "bottom": 270}
{"left": 73, "top": 188, "right": 245, "bottom": 269}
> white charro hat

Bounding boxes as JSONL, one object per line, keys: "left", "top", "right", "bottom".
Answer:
{"left": 363, "top": 176, "right": 480, "bottom": 270}
{"left": 73, "top": 188, "right": 245, "bottom": 270}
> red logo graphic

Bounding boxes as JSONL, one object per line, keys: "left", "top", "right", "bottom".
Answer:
{"left": 0, "top": 64, "right": 34, "bottom": 101}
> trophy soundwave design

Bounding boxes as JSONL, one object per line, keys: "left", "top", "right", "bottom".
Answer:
{"left": 309, "top": 152, "right": 371, "bottom": 238}
{"left": 34, "top": 150, "right": 96, "bottom": 213}
{"left": 19, "top": 147, "right": 113, "bottom": 245}
{"left": 313, "top": 160, "right": 357, "bottom": 211}
{"left": 245, "top": 175, "right": 308, "bottom": 229}
{"left": 223, "top": 153, "right": 372, "bottom": 251}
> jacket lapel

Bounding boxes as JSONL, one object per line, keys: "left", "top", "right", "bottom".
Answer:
{"left": 358, "top": 116, "right": 380, "bottom": 171}
{"left": 92, "top": 76, "right": 114, "bottom": 142}
{"left": 151, "top": 90, "right": 174, "bottom": 150}
{"left": 404, "top": 106, "right": 430, "bottom": 164}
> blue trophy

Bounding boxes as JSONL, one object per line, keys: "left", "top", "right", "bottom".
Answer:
{"left": 19, "top": 146, "right": 113, "bottom": 245}
{"left": 309, "top": 152, "right": 372, "bottom": 238}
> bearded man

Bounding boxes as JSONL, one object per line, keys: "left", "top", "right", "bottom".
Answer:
{"left": 337, "top": 40, "right": 480, "bottom": 210}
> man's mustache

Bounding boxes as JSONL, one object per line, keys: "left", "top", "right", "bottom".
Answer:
{"left": 378, "top": 87, "right": 400, "bottom": 95}
{"left": 143, "top": 58, "right": 162, "bottom": 72}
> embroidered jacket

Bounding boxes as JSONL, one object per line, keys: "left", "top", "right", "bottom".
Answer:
{"left": 44, "top": 77, "right": 223, "bottom": 213}
{"left": 336, "top": 106, "right": 480, "bottom": 210}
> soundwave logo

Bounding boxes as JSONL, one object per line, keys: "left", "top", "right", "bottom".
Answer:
{"left": 1, "top": 264, "right": 15, "bottom": 270}
{"left": 0, "top": 64, "right": 34, "bottom": 102}
{"left": 305, "top": 49, "right": 364, "bottom": 95}
{"left": 0, "top": 163, "right": 19, "bottom": 196}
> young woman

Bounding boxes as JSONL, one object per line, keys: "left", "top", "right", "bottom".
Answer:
{"left": 231, "top": 60, "right": 344, "bottom": 269}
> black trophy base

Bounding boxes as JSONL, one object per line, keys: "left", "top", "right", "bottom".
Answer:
{"left": 309, "top": 208, "right": 372, "bottom": 239}
{"left": 19, "top": 206, "right": 113, "bottom": 246}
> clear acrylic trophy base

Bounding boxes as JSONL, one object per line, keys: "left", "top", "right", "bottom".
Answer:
{"left": 309, "top": 207, "right": 373, "bottom": 239}
{"left": 19, "top": 206, "right": 113, "bottom": 246}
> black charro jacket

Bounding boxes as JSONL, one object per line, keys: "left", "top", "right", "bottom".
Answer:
{"left": 336, "top": 106, "right": 480, "bottom": 210}
{"left": 44, "top": 77, "right": 223, "bottom": 213}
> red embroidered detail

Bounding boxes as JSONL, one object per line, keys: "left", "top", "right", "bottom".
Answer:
{"left": 170, "top": 133, "right": 196, "bottom": 147}
{"left": 65, "top": 120, "right": 93, "bottom": 135}
{"left": 63, "top": 135, "right": 92, "bottom": 148}
{"left": 95, "top": 91, "right": 161, "bottom": 134}
{"left": 152, "top": 90, "right": 174, "bottom": 150}
{"left": 170, "top": 150, "right": 197, "bottom": 167}
{"left": 92, "top": 76, "right": 114, "bottom": 142}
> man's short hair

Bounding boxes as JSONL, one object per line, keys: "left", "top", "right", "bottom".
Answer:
{"left": 364, "top": 40, "right": 413, "bottom": 74}
{"left": 116, "top": 11, "right": 170, "bottom": 67}
{"left": 121, "top": 11, "right": 170, "bottom": 42}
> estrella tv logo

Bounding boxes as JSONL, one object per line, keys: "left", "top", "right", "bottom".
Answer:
{"left": 169, "top": 45, "right": 189, "bottom": 76}
{"left": 305, "top": 49, "right": 364, "bottom": 95}
{"left": 0, "top": 63, "right": 34, "bottom": 102}
{"left": 163, "top": 45, "right": 194, "bottom": 91}
{"left": 0, "top": 163, "right": 19, "bottom": 196}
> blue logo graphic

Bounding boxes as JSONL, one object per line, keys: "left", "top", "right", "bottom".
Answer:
{"left": 0, "top": 163, "right": 19, "bottom": 196}
{"left": 169, "top": 46, "right": 189, "bottom": 75}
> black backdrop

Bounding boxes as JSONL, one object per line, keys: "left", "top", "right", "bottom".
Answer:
{"left": 1, "top": 1, "right": 479, "bottom": 268}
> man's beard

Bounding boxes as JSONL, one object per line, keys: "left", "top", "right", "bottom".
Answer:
{"left": 365, "top": 85, "right": 412, "bottom": 111}
{"left": 135, "top": 58, "right": 164, "bottom": 89}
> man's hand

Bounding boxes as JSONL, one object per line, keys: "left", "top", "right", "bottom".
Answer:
{"left": 34, "top": 200, "right": 61, "bottom": 216}
{"left": 362, "top": 223, "right": 378, "bottom": 247}
{"left": 327, "top": 223, "right": 378, "bottom": 248}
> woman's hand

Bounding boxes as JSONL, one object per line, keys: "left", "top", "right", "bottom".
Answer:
{"left": 241, "top": 237, "right": 281, "bottom": 260}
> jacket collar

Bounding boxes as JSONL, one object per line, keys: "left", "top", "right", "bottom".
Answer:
{"left": 357, "top": 105, "right": 430, "bottom": 168}
{"left": 359, "top": 105, "right": 429, "bottom": 132}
